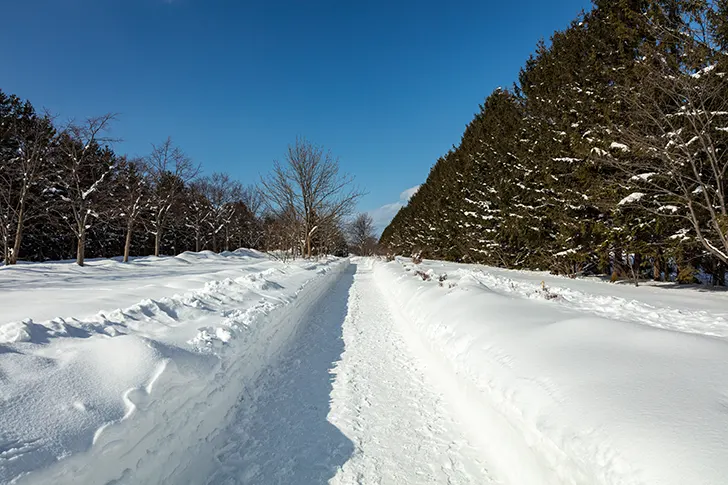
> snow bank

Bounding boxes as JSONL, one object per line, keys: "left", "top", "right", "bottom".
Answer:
{"left": 462, "top": 269, "right": 728, "bottom": 338}
{"left": 374, "top": 259, "right": 728, "bottom": 485}
{"left": 0, "top": 252, "right": 348, "bottom": 484}
{"left": 0, "top": 249, "right": 270, "bottom": 332}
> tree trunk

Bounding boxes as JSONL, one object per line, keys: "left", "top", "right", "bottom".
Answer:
{"left": 9, "top": 205, "right": 24, "bottom": 265}
{"left": 195, "top": 230, "right": 200, "bottom": 253}
{"left": 77, "top": 231, "right": 85, "bottom": 266}
{"left": 653, "top": 255, "right": 661, "bottom": 281}
{"left": 155, "top": 230, "right": 161, "bottom": 257}
{"left": 713, "top": 261, "right": 726, "bottom": 286}
{"left": 123, "top": 222, "right": 134, "bottom": 263}
{"left": 2, "top": 234, "right": 8, "bottom": 266}
{"left": 611, "top": 248, "right": 624, "bottom": 282}
{"left": 632, "top": 252, "right": 641, "bottom": 287}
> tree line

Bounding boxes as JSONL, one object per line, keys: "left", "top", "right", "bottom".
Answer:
{"left": 380, "top": 0, "right": 728, "bottom": 285}
{"left": 1, "top": 94, "right": 364, "bottom": 265}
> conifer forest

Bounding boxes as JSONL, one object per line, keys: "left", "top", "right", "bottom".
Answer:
{"left": 380, "top": 0, "right": 728, "bottom": 285}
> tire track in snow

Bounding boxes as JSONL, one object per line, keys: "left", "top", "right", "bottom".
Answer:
{"left": 329, "top": 262, "right": 496, "bottom": 484}
{"left": 201, "top": 265, "right": 357, "bottom": 485}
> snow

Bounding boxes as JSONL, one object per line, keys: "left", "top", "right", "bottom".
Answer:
{"left": 692, "top": 63, "right": 717, "bottom": 78}
{"left": 0, "top": 251, "right": 348, "bottom": 484}
{"left": 2, "top": 253, "right": 728, "bottom": 484}
{"left": 375, "top": 258, "right": 728, "bottom": 485}
{"left": 658, "top": 204, "right": 679, "bottom": 213}
{"left": 329, "top": 260, "right": 494, "bottom": 483}
{"left": 630, "top": 172, "right": 656, "bottom": 181}
{"left": 610, "top": 141, "right": 630, "bottom": 152}
{"left": 618, "top": 192, "right": 645, "bottom": 205}
{"left": 670, "top": 228, "right": 691, "bottom": 240}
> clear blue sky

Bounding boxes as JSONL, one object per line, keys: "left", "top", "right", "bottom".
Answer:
{"left": 0, "top": 0, "right": 592, "bottom": 231}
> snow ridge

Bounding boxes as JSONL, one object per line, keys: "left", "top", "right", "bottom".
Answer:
{"left": 0, "top": 253, "right": 348, "bottom": 484}
{"left": 463, "top": 269, "right": 728, "bottom": 338}
{"left": 376, "top": 259, "right": 728, "bottom": 485}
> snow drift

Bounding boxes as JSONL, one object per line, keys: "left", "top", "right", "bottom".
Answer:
{"left": 374, "top": 258, "right": 728, "bottom": 485}
{"left": 0, "top": 251, "right": 349, "bottom": 484}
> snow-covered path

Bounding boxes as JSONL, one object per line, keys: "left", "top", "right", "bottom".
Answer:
{"left": 3, "top": 253, "right": 727, "bottom": 484}
{"left": 329, "top": 261, "right": 494, "bottom": 484}
{"left": 205, "top": 260, "right": 495, "bottom": 484}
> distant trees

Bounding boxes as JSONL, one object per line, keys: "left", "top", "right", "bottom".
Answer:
{"left": 200, "top": 172, "right": 242, "bottom": 252}
{"left": 1, "top": 90, "right": 361, "bottom": 265}
{"left": 348, "top": 213, "right": 378, "bottom": 256}
{"left": 115, "top": 156, "right": 149, "bottom": 263}
{"left": 261, "top": 138, "right": 362, "bottom": 258}
{"left": 147, "top": 137, "right": 198, "bottom": 257}
{"left": 52, "top": 115, "right": 118, "bottom": 266}
{"left": 380, "top": 0, "right": 728, "bottom": 285}
{"left": 0, "top": 93, "right": 55, "bottom": 264}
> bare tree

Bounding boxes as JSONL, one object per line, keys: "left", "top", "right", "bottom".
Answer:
{"left": 52, "top": 114, "right": 117, "bottom": 266}
{"left": 115, "top": 156, "right": 150, "bottom": 263}
{"left": 233, "top": 185, "right": 264, "bottom": 249}
{"left": 262, "top": 207, "right": 300, "bottom": 258}
{"left": 199, "top": 172, "right": 242, "bottom": 252}
{"left": 240, "top": 184, "right": 264, "bottom": 217}
{"left": 261, "top": 137, "right": 363, "bottom": 258}
{"left": 184, "top": 181, "right": 213, "bottom": 253}
{"left": 607, "top": 50, "right": 728, "bottom": 265}
{"left": 0, "top": 95, "right": 55, "bottom": 264}
{"left": 147, "top": 137, "right": 198, "bottom": 256}
{"left": 348, "top": 213, "right": 377, "bottom": 256}
{"left": 0, "top": 93, "right": 20, "bottom": 264}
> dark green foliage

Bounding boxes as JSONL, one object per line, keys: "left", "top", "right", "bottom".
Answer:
{"left": 380, "top": 0, "right": 728, "bottom": 284}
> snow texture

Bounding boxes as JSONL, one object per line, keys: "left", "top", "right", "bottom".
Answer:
{"left": 2, "top": 253, "right": 727, "bottom": 484}
{"left": 0, "top": 251, "right": 347, "bottom": 484}
{"left": 376, "top": 258, "right": 728, "bottom": 485}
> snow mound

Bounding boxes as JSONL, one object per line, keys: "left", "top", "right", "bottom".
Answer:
{"left": 0, "top": 252, "right": 349, "bottom": 484}
{"left": 376, "top": 259, "right": 728, "bottom": 485}
{"left": 465, "top": 269, "right": 728, "bottom": 338}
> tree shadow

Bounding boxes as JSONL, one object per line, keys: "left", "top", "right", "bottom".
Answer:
{"left": 206, "top": 264, "right": 357, "bottom": 484}
{"left": 610, "top": 279, "right": 728, "bottom": 293}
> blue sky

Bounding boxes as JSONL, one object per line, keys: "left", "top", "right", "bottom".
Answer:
{"left": 0, "top": 0, "right": 592, "bottom": 233}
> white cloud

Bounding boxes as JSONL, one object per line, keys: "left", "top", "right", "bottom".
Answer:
{"left": 368, "top": 185, "right": 420, "bottom": 235}
{"left": 399, "top": 186, "right": 420, "bottom": 201}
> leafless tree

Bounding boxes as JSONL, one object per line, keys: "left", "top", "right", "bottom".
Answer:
{"left": 233, "top": 185, "right": 264, "bottom": 249}
{"left": 184, "top": 181, "right": 213, "bottom": 253}
{"left": 348, "top": 213, "right": 378, "bottom": 256}
{"left": 115, "top": 156, "right": 150, "bottom": 262}
{"left": 240, "top": 184, "right": 264, "bottom": 218}
{"left": 53, "top": 114, "right": 117, "bottom": 266}
{"left": 605, "top": 48, "right": 728, "bottom": 265}
{"left": 260, "top": 137, "right": 363, "bottom": 258}
{"left": 199, "top": 172, "right": 242, "bottom": 252}
{"left": 0, "top": 101, "right": 55, "bottom": 264}
{"left": 147, "top": 137, "right": 198, "bottom": 256}
{"left": 262, "top": 207, "right": 300, "bottom": 259}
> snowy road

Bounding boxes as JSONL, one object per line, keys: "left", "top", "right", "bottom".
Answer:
{"left": 3, "top": 253, "right": 728, "bottom": 484}
{"left": 329, "top": 261, "right": 494, "bottom": 484}
{"left": 206, "top": 260, "right": 496, "bottom": 484}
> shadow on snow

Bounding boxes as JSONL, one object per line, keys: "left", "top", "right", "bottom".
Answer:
{"left": 206, "top": 264, "right": 357, "bottom": 484}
